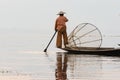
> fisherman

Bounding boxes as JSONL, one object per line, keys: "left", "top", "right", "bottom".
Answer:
{"left": 55, "top": 11, "right": 68, "bottom": 48}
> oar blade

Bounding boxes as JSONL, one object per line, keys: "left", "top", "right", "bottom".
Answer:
{"left": 44, "top": 48, "right": 47, "bottom": 52}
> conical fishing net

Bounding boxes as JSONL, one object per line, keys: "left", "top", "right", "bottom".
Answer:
{"left": 67, "top": 23, "right": 102, "bottom": 48}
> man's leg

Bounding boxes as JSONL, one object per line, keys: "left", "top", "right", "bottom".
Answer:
{"left": 56, "top": 31, "right": 62, "bottom": 48}
{"left": 63, "top": 31, "right": 68, "bottom": 47}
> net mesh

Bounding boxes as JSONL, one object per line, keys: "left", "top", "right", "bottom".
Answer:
{"left": 67, "top": 23, "right": 102, "bottom": 48}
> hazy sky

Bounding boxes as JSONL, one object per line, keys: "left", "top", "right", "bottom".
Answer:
{"left": 0, "top": 0, "right": 120, "bottom": 35}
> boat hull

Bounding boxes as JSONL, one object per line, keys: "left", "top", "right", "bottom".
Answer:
{"left": 61, "top": 47, "right": 120, "bottom": 56}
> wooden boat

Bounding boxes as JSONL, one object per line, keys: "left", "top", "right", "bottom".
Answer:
{"left": 61, "top": 47, "right": 120, "bottom": 56}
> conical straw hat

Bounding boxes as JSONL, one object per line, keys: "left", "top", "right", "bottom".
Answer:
{"left": 57, "top": 11, "right": 66, "bottom": 15}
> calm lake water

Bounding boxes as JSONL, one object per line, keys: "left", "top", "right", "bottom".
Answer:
{"left": 0, "top": 33, "right": 120, "bottom": 80}
{"left": 1, "top": 51, "right": 120, "bottom": 80}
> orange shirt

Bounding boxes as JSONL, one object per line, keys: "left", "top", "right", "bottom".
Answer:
{"left": 55, "top": 16, "right": 68, "bottom": 31}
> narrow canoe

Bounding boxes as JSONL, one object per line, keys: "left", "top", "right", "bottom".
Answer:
{"left": 61, "top": 47, "right": 120, "bottom": 56}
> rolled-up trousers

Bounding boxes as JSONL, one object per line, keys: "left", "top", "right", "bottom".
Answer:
{"left": 56, "top": 27, "right": 68, "bottom": 48}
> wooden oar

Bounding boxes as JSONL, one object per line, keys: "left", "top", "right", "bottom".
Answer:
{"left": 44, "top": 31, "right": 57, "bottom": 52}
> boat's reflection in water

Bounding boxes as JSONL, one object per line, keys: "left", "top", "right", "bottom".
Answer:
{"left": 55, "top": 52, "right": 68, "bottom": 80}
{"left": 55, "top": 52, "right": 120, "bottom": 80}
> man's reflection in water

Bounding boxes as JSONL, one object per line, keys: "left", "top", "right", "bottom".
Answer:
{"left": 55, "top": 52, "right": 68, "bottom": 80}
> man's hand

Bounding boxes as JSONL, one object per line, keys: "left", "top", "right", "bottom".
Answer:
{"left": 55, "top": 29, "right": 57, "bottom": 32}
